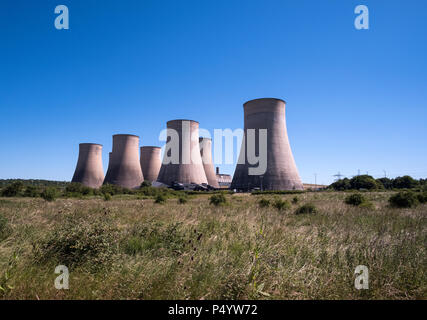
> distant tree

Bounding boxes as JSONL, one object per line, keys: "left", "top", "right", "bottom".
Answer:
{"left": 393, "top": 176, "right": 419, "bottom": 189}
{"left": 376, "top": 177, "right": 393, "bottom": 190}
{"left": 1, "top": 181, "right": 24, "bottom": 197}
{"left": 329, "top": 178, "right": 351, "bottom": 191}
{"left": 349, "top": 175, "right": 378, "bottom": 190}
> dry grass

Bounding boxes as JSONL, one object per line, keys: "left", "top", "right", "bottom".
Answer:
{"left": 0, "top": 192, "right": 425, "bottom": 300}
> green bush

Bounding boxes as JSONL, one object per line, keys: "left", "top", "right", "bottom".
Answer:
{"left": 417, "top": 192, "right": 427, "bottom": 204}
{"left": 295, "top": 203, "right": 317, "bottom": 215}
{"left": 329, "top": 178, "right": 351, "bottom": 191}
{"left": 258, "top": 198, "right": 270, "bottom": 208}
{"left": 34, "top": 218, "right": 118, "bottom": 267}
{"left": 178, "top": 196, "right": 188, "bottom": 204}
{"left": 100, "top": 184, "right": 129, "bottom": 196}
{"left": 103, "top": 193, "right": 112, "bottom": 201}
{"left": 23, "top": 185, "right": 40, "bottom": 197}
{"left": 273, "top": 199, "right": 291, "bottom": 211}
{"left": 140, "top": 180, "right": 152, "bottom": 188}
{"left": 1, "top": 182, "right": 24, "bottom": 197}
{"left": 65, "top": 182, "right": 93, "bottom": 197}
{"left": 345, "top": 193, "right": 366, "bottom": 206}
{"left": 349, "top": 175, "right": 379, "bottom": 190}
{"left": 155, "top": 194, "right": 166, "bottom": 204}
{"left": 292, "top": 196, "right": 299, "bottom": 204}
{"left": 40, "top": 187, "right": 58, "bottom": 202}
{"left": 389, "top": 192, "right": 419, "bottom": 208}
{"left": 210, "top": 194, "right": 227, "bottom": 206}
{"left": 393, "top": 176, "right": 419, "bottom": 189}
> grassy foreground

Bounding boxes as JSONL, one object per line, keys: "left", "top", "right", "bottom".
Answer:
{"left": 0, "top": 192, "right": 425, "bottom": 300}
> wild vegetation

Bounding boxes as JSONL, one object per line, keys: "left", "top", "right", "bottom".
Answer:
{"left": 0, "top": 191, "right": 425, "bottom": 299}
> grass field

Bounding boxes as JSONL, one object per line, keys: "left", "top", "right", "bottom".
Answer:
{"left": 0, "top": 191, "right": 425, "bottom": 300}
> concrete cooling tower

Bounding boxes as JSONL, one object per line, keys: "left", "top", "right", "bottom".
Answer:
{"left": 157, "top": 120, "right": 208, "bottom": 185}
{"left": 140, "top": 146, "right": 161, "bottom": 182}
{"left": 71, "top": 143, "right": 104, "bottom": 188}
{"left": 231, "top": 98, "right": 303, "bottom": 191}
{"left": 103, "top": 134, "right": 144, "bottom": 189}
{"left": 199, "top": 137, "right": 220, "bottom": 188}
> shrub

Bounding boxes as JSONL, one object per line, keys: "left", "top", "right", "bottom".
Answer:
{"left": 345, "top": 193, "right": 366, "bottom": 206}
{"left": 376, "top": 177, "right": 393, "bottom": 190}
{"left": 417, "top": 192, "right": 427, "bottom": 204}
{"left": 65, "top": 182, "right": 93, "bottom": 196}
{"left": 178, "top": 196, "right": 188, "bottom": 204}
{"left": 389, "top": 192, "right": 419, "bottom": 208}
{"left": 393, "top": 176, "right": 419, "bottom": 189}
{"left": 295, "top": 203, "right": 317, "bottom": 215}
{"left": 34, "top": 217, "right": 118, "bottom": 267}
{"left": 155, "top": 194, "right": 166, "bottom": 204}
{"left": 40, "top": 187, "right": 58, "bottom": 202}
{"left": 349, "top": 175, "right": 379, "bottom": 190}
{"left": 1, "top": 182, "right": 24, "bottom": 197}
{"left": 210, "top": 194, "right": 227, "bottom": 206}
{"left": 329, "top": 178, "right": 351, "bottom": 191}
{"left": 140, "top": 180, "right": 152, "bottom": 188}
{"left": 258, "top": 198, "right": 270, "bottom": 208}
{"left": 100, "top": 184, "right": 125, "bottom": 196}
{"left": 24, "top": 185, "right": 40, "bottom": 197}
{"left": 103, "top": 193, "right": 112, "bottom": 201}
{"left": 273, "top": 199, "right": 291, "bottom": 211}
{"left": 292, "top": 196, "right": 299, "bottom": 204}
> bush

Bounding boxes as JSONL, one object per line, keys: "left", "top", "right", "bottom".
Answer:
{"left": 258, "top": 198, "right": 270, "bottom": 208}
{"left": 40, "top": 187, "right": 58, "bottom": 202}
{"left": 329, "top": 178, "right": 351, "bottom": 191}
{"left": 273, "top": 199, "right": 291, "bottom": 211}
{"left": 1, "top": 182, "right": 24, "bottom": 197}
{"left": 24, "top": 185, "right": 40, "bottom": 197}
{"left": 178, "top": 196, "right": 188, "bottom": 204}
{"left": 34, "top": 217, "right": 118, "bottom": 268}
{"left": 389, "top": 192, "right": 419, "bottom": 208}
{"left": 417, "top": 192, "right": 427, "bottom": 204}
{"left": 349, "top": 175, "right": 379, "bottom": 190}
{"left": 345, "top": 193, "right": 366, "bottom": 206}
{"left": 295, "top": 203, "right": 317, "bottom": 215}
{"left": 140, "top": 180, "right": 152, "bottom": 188}
{"left": 210, "top": 194, "right": 227, "bottom": 206}
{"left": 65, "top": 182, "right": 93, "bottom": 197}
{"left": 100, "top": 184, "right": 126, "bottom": 196}
{"left": 376, "top": 177, "right": 393, "bottom": 190}
{"left": 155, "top": 194, "right": 166, "bottom": 204}
{"left": 292, "top": 196, "right": 299, "bottom": 204}
{"left": 393, "top": 176, "right": 419, "bottom": 189}
{"left": 103, "top": 193, "right": 112, "bottom": 201}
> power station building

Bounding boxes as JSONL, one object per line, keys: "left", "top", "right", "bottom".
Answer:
{"left": 103, "top": 134, "right": 144, "bottom": 189}
{"left": 71, "top": 143, "right": 105, "bottom": 188}
{"left": 231, "top": 98, "right": 303, "bottom": 191}
{"left": 140, "top": 146, "right": 161, "bottom": 182}
{"left": 199, "top": 137, "right": 220, "bottom": 188}
{"left": 157, "top": 120, "right": 208, "bottom": 185}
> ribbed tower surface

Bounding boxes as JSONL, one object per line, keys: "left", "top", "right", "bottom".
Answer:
{"left": 140, "top": 146, "right": 161, "bottom": 182}
{"left": 72, "top": 143, "right": 105, "bottom": 188}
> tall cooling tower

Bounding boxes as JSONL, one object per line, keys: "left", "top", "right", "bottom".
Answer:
{"left": 157, "top": 120, "right": 208, "bottom": 185}
{"left": 140, "top": 146, "right": 161, "bottom": 182}
{"left": 231, "top": 98, "right": 303, "bottom": 191}
{"left": 199, "top": 137, "right": 219, "bottom": 188}
{"left": 103, "top": 134, "right": 144, "bottom": 189}
{"left": 71, "top": 143, "right": 104, "bottom": 188}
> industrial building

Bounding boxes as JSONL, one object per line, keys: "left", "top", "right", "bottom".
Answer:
{"left": 140, "top": 146, "right": 161, "bottom": 182}
{"left": 71, "top": 143, "right": 104, "bottom": 188}
{"left": 103, "top": 134, "right": 144, "bottom": 189}
{"left": 157, "top": 120, "right": 208, "bottom": 185}
{"left": 231, "top": 98, "right": 304, "bottom": 191}
{"left": 199, "top": 137, "right": 220, "bottom": 188}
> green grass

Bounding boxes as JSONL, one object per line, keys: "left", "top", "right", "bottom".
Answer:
{"left": 0, "top": 192, "right": 425, "bottom": 299}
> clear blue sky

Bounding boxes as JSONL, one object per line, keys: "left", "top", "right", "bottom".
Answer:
{"left": 0, "top": 0, "right": 426, "bottom": 185}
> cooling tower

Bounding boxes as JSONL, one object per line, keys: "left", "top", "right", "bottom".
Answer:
{"left": 103, "top": 134, "right": 144, "bottom": 189}
{"left": 71, "top": 143, "right": 104, "bottom": 188}
{"left": 140, "top": 146, "right": 161, "bottom": 182}
{"left": 199, "top": 137, "right": 220, "bottom": 188}
{"left": 231, "top": 98, "right": 303, "bottom": 191}
{"left": 157, "top": 120, "right": 208, "bottom": 185}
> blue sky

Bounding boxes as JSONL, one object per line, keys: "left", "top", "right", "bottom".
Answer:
{"left": 0, "top": 0, "right": 426, "bottom": 185}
